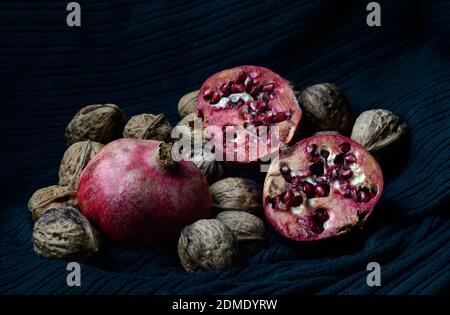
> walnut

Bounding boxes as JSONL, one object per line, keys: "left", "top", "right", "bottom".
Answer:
{"left": 59, "top": 140, "right": 104, "bottom": 188}
{"left": 181, "top": 149, "right": 224, "bottom": 184}
{"left": 65, "top": 104, "right": 126, "bottom": 145}
{"left": 299, "top": 83, "right": 353, "bottom": 134}
{"left": 123, "top": 113, "right": 172, "bottom": 142}
{"left": 351, "top": 109, "right": 407, "bottom": 152}
{"left": 32, "top": 207, "right": 100, "bottom": 259}
{"left": 178, "top": 219, "right": 237, "bottom": 272}
{"left": 209, "top": 177, "right": 262, "bottom": 213}
{"left": 28, "top": 185, "right": 77, "bottom": 221}
{"left": 175, "top": 113, "right": 206, "bottom": 146}
{"left": 215, "top": 211, "right": 265, "bottom": 255}
{"left": 173, "top": 113, "right": 208, "bottom": 153}
{"left": 178, "top": 90, "right": 198, "bottom": 119}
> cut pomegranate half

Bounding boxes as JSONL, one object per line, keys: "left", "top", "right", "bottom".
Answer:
{"left": 196, "top": 66, "right": 302, "bottom": 163}
{"left": 263, "top": 133, "right": 383, "bottom": 241}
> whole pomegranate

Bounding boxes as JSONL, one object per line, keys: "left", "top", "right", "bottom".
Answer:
{"left": 263, "top": 133, "right": 383, "bottom": 241}
{"left": 77, "top": 139, "right": 211, "bottom": 246}
{"left": 196, "top": 66, "right": 302, "bottom": 163}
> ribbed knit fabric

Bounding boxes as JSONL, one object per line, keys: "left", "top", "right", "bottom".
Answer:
{"left": 0, "top": 0, "right": 448, "bottom": 294}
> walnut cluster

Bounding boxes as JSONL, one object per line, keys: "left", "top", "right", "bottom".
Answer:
{"left": 178, "top": 211, "right": 265, "bottom": 272}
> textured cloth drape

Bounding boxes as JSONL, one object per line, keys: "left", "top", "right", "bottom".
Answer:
{"left": 0, "top": 0, "right": 448, "bottom": 294}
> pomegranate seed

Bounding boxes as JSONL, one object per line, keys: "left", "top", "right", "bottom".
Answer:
{"left": 340, "top": 142, "right": 351, "bottom": 153}
{"left": 309, "top": 161, "right": 324, "bottom": 176}
{"left": 226, "top": 99, "right": 233, "bottom": 109}
{"left": 275, "top": 195, "right": 284, "bottom": 210}
{"left": 220, "top": 83, "right": 231, "bottom": 96}
{"left": 339, "top": 179, "right": 350, "bottom": 190}
{"left": 314, "top": 185, "right": 329, "bottom": 197}
{"left": 248, "top": 101, "right": 258, "bottom": 112}
{"left": 258, "top": 101, "right": 267, "bottom": 111}
{"left": 351, "top": 189, "right": 359, "bottom": 202}
{"left": 280, "top": 164, "right": 290, "bottom": 175}
{"left": 359, "top": 190, "right": 370, "bottom": 202}
{"left": 343, "top": 189, "right": 352, "bottom": 198}
{"left": 272, "top": 112, "right": 287, "bottom": 123}
{"left": 261, "top": 112, "right": 273, "bottom": 124}
{"left": 283, "top": 189, "right": 293, "bottom": 204}
{"left": 210, "top": 92, "right": 221, "bottom": 104}
{"left": 314, "top": 175, "right": 329, "bottom": 185}
{"left": 263, "top": 83, "right": 275, "bottom": 92}
{"left": 231, "top": 83, "right": 245, "bottom": 93}
{"left": 292, "top": 176, "right": 302, "bottom": 188}
{"left": 237, "top": 71, "right": 247, "bottom": 83}
{"left": 291, "top": 194, "right": 303, "bottom": 207}
{"left": 306, "top": 144, "right": 317, "bottom": 154}
{"left": 249, "top": 85, "right": 260, "bottom": 97}
{"left": 253, "top": 115, "right": 262, "bottom": 126}
{"left": 320, "top": 150, "right": 330, "bottom": 159}
{"left": 334, "top": 153, "right": 345, "bottom": 166}
{"left": 203, "top": 88, "right": 213, "bottom": 100}
{"left": 344, "top": 153, "right": 356, "bottom": 164}
{"left": 283, "top": 174, "right": 293, "bottom": 183}
{"left": 312, "top": 208, "right": 329, "bottom": 223}
{"left": 302, "top": 181, "right": 315, "bottom": 198}
{"left": 245, "top": 79, "right": 255, "bottom": 91}
{"left": 340, "top": 168, "right": 353, "bottom": 179}
{"left": 309, "top": 208, "right": 329, "bottom": 234}
{"left": 308, "top": 154, "right": 321, "bottom": 163}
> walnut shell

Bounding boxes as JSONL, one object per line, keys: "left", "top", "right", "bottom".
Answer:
{"left": 28, "top": 185, "right": 77, "bottom": 221}
{"left": 183, "top": 149, "right": 224, "bottom": 184}
{"left": 123, "top": 113, "right": 172, "bottom": 141}
{"left": 174, "top": 112, "right": 208, "bottom": 149}
{"left": 178, "top": 219, "right": 237, "bottom": 272}
{"left": 351, "top": 109, "right": 407, "bottom": 152}
{"left": 59, "top": 140, "right": 104, "bottom": 188}
{"left": 300, "top": 83, "right": 353, "bottom": 134}
{"left": 215, "top": 211, "right": 265, "bottom": 255}
{"left": 65, "top": 104, "right": 126, "bottom": 145}
{"left": 32, "top": 207, "right": 100, "bottom": 259}
{"left": 210, "top": 177, "right": 262, "bottom": 212}
{"left": 178, "top": 90, "right": 198, "bottom": 119}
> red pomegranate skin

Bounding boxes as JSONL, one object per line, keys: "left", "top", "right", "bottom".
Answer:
{"left": 264, "top": 134, "right": 383, "bottom": 241}
{"left": 77, "top": 139, "right": 211, "bottom": 247}
{"left": 196, "top": 65, "right": 302, "bottom": 163}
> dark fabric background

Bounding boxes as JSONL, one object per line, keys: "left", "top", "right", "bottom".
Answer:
{"left": 0, "top": 0, "right": 449, "bottom": 294}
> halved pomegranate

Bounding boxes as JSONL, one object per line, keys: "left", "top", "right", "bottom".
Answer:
{"left": 196, "top": 66, "right": 301, "bottom": 163}
{"left": 263, "top": 133, "right": 383, "bottom": 241}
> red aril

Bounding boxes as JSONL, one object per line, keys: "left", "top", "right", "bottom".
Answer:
{"left": 263, "top": 133, "right": 383, "bottom": 241}
{"left": 196, "top": 66, "right": 302, "bottom": 163}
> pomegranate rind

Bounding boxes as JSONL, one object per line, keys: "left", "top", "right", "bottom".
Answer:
{"left": 263, "top": 134, "right": 383, "bottom": 241}
{"left": 77, "top": 139, "right": 211, "bottom": 246}
{"left": 196, "top": 65, "right": 302, "bottom": 163}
